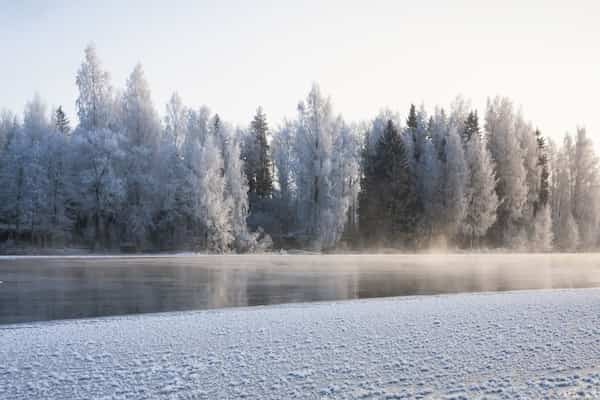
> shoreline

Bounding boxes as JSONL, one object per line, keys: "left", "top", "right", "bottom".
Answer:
{"left": 0, "top": 250, "right": 595, "bottom": 259}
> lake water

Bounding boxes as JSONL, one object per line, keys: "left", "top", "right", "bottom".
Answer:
{"left": 1, "top": 253, "right": 600, "bottom": 324}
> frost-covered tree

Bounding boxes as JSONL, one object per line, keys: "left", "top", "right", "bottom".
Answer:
{"left": 152, "top": 95, "right": 190, "bottom": 249}
{"left": 417, "top": 138, "right": 443, "bottom": 243}
{"left": 42, "top": 108, "right": 75, "bottom": 244}
{"left": 0, "top": 110, "right": 18, "bottom": 151}
{"left": 440, "top": 127, "right": 468, "bottom": 240}
{"left": 462, "top": 121, "right": 498, "bottom": 247}
{"left": 197, "top": 135, "right": 233, "bottom": 252}
{"left": 334, "top": 122, "right": 361, "bottom": 244}
{"left": 463, "top": 111, "right": 480, "bottom": 142}
{"left": 222, "top": 126, "right": 256, "bottom": 251}
{"left": 5, "top": 44, "right": 600, "bottom": 253}
{"left": 164, "top": 92, "right": 188, "bottom": 152}
{"left": 554, "top": 137, "right": 579, "bottom": 251}
{"left": 120, "top": 64, "right": 160, "bottom": 148}
{"left": 448, "top": 96, "right": 471, "bottom": 142}
{"left": 271, "top": 120, "right": 296, "bottom": 232}
{"left": 0, "top": 119, "right": 27, "bottom": 238}
{"left": 117, "top": 63, "right": 161, "bottom": 248}
{"left": 516, "top": 113, "right": 540, "bottom": 241}
{"left": 153, "top": 129, "right": 187, "bottom": 248}
{"left": 293, "top": 84, "right": 354, "bottom": 248}
{"left": 405, "top": 104, "right": 428, "bottom": 172}
{"left": 21, "top": 95, "right": 53, "bottom": 244}
{"left": 573, "top": 127, "right": 599, "bottom": 249}
{"left": 485, "top": 97, "right": 528, "bottom": 247}
{"left": 76, "top": 44, "right": 112, "bottom": 131}
{"left": 54, "top": 106, "right": 70, "bottom": 135}
{"left": 72, "top": 45, "right": 123, "bottom": 248}
{"left": 0, "top": 95, "right": 74, "bottom": 246}
{"left": 429, "top": 107, "right": 450, "bottom": 162}
{"left": 71, "top": 127, "right": 124, "bottom": 248}
{"left": 535, "top": 129, "right": 550, "bottom": 213}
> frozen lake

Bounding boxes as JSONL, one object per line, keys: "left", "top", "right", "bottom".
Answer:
{"left": 1, "top": 253, "right": 600, "bottom": 324}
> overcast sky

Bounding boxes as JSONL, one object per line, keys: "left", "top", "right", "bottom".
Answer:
{"left": 1, "top": 0, "right": 599, "bottom": 145}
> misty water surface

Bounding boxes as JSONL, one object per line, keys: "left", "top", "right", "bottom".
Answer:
{"left": 1, "top": 254, "right": 600, "bottom": 324}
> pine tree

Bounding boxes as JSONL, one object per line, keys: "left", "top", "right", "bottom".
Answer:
{"left": 406, "top": 104, "right": 418, "bottom": 130}
{"left": 358, "top": 129, "right": 376, "bottom": 243}
{"left": 362, "top": 120, "right": 418, "bottom": 247}
{"left": 245, "top": 107, "right": 273, "bottom": 201}
{"left": 463, "top": 111, "right": 479, "bottom": 142}
{"left": 405, "top": 104, "right": 425, "bottom": 164}
{"left": 535, "top": 129, "right": 550, "bottom": 214}
{"left": 212, "top": 114, "right": 222, "bottom": 137}
{"left": 55, "top": 106, "right": 70, "bottom": 135}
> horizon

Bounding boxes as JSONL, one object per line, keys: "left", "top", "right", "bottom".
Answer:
{"left": 1, "top": 0, "right": 599, "bottom": 145}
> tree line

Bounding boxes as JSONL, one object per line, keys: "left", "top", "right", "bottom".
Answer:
{"left": 0, "top": 45, "right": 598, "bottom": 252}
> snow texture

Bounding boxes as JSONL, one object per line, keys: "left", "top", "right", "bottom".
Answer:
{"left": 2, "top": 289, "right": 600, "bottom": 399}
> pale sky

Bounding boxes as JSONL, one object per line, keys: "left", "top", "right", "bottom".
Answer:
{"left": 1, "top": 0, "right": 599, "bottom": 146}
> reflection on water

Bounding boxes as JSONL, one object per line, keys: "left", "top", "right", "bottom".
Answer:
{"left": 1, "top": 254, "right": 600, "bottom": 324}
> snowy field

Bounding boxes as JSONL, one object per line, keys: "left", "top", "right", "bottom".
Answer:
{"left": 2, "top": 289, "right": 600, "bottom": 399}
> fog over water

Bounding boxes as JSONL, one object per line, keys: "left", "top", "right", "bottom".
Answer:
{"left": 1, "top": 254, "right": 600, "bottom": 324}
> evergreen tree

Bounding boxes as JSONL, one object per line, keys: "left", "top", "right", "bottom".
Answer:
{"left": 361, "top": 120, "right": 417, "bottom": 247}
{"left": 405, "top": 104, "right": 427, "bottom": 166}
{"left": 358, "top": 129, "right": 376, "bottom": 243}
{"left": 55, "top": 106, "right": 70, "bottom": 135}
{"left": 406, "top": 104, "right": 418, "bottom": 130}
{"left": 535, "top": 129, "right": 550, "bottom": 213}
{"left": 244, "top": 107, "right": 273, "bottom": 201}
{"left": 212, "top": 114, "right": 221, "bottom": 136}
{"left": 463, "top": 111, "right": 479, "bottom": 142}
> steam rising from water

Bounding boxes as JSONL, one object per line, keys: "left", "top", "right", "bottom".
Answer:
{"left": 1, "top": 253, "right": 599, "bottom": 324}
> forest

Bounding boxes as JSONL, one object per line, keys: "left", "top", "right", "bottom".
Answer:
{"left": 0, "top": 45, "right": 597, "bottom": 253}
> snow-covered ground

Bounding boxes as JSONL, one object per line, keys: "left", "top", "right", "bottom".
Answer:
{"left": 2, "top": 289, "right": 600, "bottom": 399}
